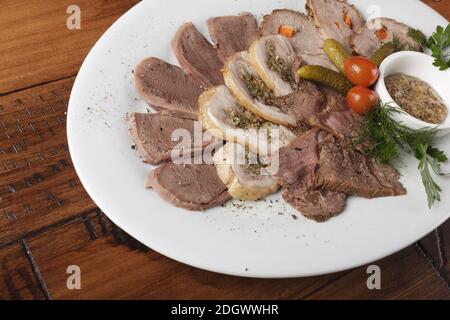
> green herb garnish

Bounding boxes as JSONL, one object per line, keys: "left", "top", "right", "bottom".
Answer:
{"left": 391, "top": 30, "right": 424, "bottom": 52}
{"left": 357, "top": 103, "right": 448, "bottom": 208}
{"left": 225, "top": 107, "right": 267, "bottom": 129}
{"left": 241, "top": 71, "right": 274, "bottom": 102}
{"left": 426, "top": 24, "right": 450, "bottom": 71}
{"left": 408, "top": 28, "right": 427, "bottom": 48}
{"left": 266, "top": 41, "right": 295, "bottom": 85}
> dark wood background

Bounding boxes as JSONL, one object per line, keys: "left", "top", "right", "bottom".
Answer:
{"left": 0, "top": 0, "right": 449, "bottom": 300}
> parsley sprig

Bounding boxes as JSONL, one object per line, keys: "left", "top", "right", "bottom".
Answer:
{"left": 357, "top": 103, "right": 448, "bottom": 208}
{"left": 426, "top": 24, "right": 450, "bottom": 71}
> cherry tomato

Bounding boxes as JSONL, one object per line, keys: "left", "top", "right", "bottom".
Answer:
{"left": 347, "top": 86, "right": 379, "bottom": 114}
{"left": 344, "top": 56, "right": 379, "bottom": 87}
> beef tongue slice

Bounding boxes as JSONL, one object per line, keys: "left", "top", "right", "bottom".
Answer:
{"left": 127, "top": 112, "right": 218, "bottom": 165}
{"left": 207, "top": 13, "right": 260, "bottom": 63}
{"left": 146, "top": 164, "right": 231, "bottom": 211}
{"left": 134, "top": 57, "right": 202, "bottom": 120}
{"left": 172, "top": 22, "right": 224, "bottom": 88}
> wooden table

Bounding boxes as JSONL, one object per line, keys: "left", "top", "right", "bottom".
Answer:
{"left": 0, "top": 0, "right": 449, "bottom": 300}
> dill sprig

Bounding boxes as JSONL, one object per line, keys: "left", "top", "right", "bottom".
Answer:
{"left": 357, "top": 103, "right": 448, "bottom": 208}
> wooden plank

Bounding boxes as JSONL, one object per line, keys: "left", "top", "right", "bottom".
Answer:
{"left": 26, "top": 211, "right": 346, "bottom": 300}
{"left": 305, "top": 219, "right": 450, "bottom": 300}
{"left": 0, "top": 77, "right": 97, "bottom": 245}
{"left": 0, "top": 243, "right": 45, "bottom": 299}
{"left": 422, "top": 0, "right": 450, "bottom": 20}
{"left": 0, "top": 0, "right": 140, "bottom": 94}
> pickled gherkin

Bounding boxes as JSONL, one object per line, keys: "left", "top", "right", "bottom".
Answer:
{"left": 323, "top": 39, "right": 349, "bottom": 74}
{"left": 297, "top": 65, "right": 353, "bottom": 95}
{"left": 370, "top": 43, "right": 395, "bottom": 67}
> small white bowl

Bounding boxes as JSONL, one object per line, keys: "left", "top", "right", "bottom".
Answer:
{"left": 375, "top": 51, "right": 450, "bottom": 137}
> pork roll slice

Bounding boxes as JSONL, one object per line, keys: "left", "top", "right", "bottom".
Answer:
{"left": 147, "top": 164, "right": 231, "bottom": 211}
{"left": 351, "top": 18, "right": 424, "bottom": 57}
{"left": 248, "top": 35, "right": 297, "bottom": 96}
{"left": 213, "top": 143, "right": 279, "bottom": 200}
{"left": 199, "top": 85, "right": 297, "bottom": 156}
{"left": 127, "top": 112, "right": 219, "bottom": 165}
{"left": 224, "top": 52, "right": 297, "bottom": 126}
{"left": 207, "top": 13, "right": 260, "bottom": 63}
{"left": 260, "top": 9, "right": 336, "bottom": 70}
{"left": 306, "top": 0, "right": 365, "bottom": 52}
{"left": 172, "top": 22, "right": 224, "bottom": 88}
{"left": 134, "top": 57, "right": 202, "bottom": 120}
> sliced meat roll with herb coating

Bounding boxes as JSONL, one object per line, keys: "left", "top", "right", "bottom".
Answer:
{"left": 172, "top": 22, "right": 224, "bottom": 88}
{"left": 248, "top": 35, "right": 297, "bottom": 96}
{"left": 134, "top": 57, "right": 202, "bottom": 119}
{"left": 199, "top": 85, "right": 297, "bottom": 156}
{"left": 260, "top": 9, "right": 337, "bottom": 70}
{"left": 146, "top": 164, "right": 231, "bottom": 211}
{"left": 207, "top": 13, "right": 260, "bottom": 63}
{"left": 213, "top": 143, "right": 280, "bottom": 200}
{"left": 351, "top": 18, "right": 424, "bottom": 57}
{"left": 306, "top": 0, "right": 365, "bottom": 53}
{"left": 224, "top": 52, "right": 297, "bottom": 127}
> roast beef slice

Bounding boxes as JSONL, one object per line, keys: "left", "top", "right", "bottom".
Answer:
{"left": 283, "top": 184, "right": 347, "bottom": 222}
{"left": 269, "top": 80, "right": 325, "bottom": 126}
{"left": 277, "top": 129, "right": 407, "bottom": 198}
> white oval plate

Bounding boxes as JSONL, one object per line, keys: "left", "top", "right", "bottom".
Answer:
{"left": 67, "top": 0, "right": 450, "bottom": 278}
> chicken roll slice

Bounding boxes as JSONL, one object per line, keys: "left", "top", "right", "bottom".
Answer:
{"left": 248, "top": 35, "right": 297, "bottom": 96}
{"left": 213, "top": 143, "right": 280, "bottom": 200}
{"left": 199, "top": 86, "right": 297, "bottom": 156}
{"left": 224, "top": 52, "right": 297, "bottom": 127}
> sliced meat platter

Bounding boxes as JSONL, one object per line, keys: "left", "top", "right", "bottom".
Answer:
{"left": 127, "top": 0, "right": 432, "bottom": 222}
